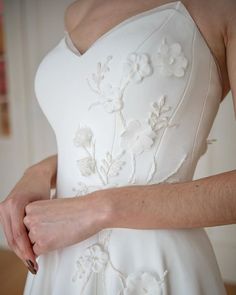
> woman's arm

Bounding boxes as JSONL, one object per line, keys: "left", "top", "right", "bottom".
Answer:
{"left": 25, "top": 154, "right": 58, "bottom": 189}
{"left": 99, "top": 169, "right": 236, "bottom": 230}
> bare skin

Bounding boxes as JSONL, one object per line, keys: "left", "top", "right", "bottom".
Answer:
{"left": 0, "top": 0, "right": 236, "bottom": 275}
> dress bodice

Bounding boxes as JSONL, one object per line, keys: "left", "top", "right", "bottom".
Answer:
{"left": 34, "top": 1, "right": 223, "bottom": 197}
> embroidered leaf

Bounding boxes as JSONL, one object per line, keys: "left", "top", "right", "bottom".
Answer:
{"left": 97, "top": 62, "right": 102, "bottom": 74}
{"left": 108, "top": 160, "right": 126, "bottom": 177}
{"left": 155, "top": 121, "right": 168, "bottom": 131}
{"left": 159, "top": 116, "right": 169, "bottom": 122}
{"left": 105, "top": 152, "right": 112, "bottom": 163}
{"left": 100, "top": 166, "right": 106, "bottom": 177}
{"left": 157, "top": 95, "right": 166, "bottom": 109}
{"left": 101, "top": 159, "right": 109, "bottom": 170}
{"left": 162, "top": 106, "right": 172, "bottom": 113}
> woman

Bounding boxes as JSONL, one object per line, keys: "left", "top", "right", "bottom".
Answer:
{"left": 0, "top": 0, "right": 235, "bottom": 294}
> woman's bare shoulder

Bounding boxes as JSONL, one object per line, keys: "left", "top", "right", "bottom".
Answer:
{"left": 64, "top": 0, "right": 90, "bottom": 32}
{"left": 187, "top": 0, "right": 235, "bottom": 30}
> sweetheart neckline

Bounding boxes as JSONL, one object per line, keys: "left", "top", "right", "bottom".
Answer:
{"left": 64, "top": 1, "right": 181, "bottom": 57}
{"left": 63, "top": 0, "right": 223, "bottom": 95}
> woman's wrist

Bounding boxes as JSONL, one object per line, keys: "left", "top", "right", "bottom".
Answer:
{"left": 89, "top": 188, "right": 114, "bottom": 230}
{"left": 25, "top": 155, "right": 57, "bottom": 188}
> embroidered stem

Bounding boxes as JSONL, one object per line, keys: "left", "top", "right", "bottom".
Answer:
{"left": 128, "top": 153, "right": 136, "bottom": 183}
{"left": 145, "top": 122, "right": 178, "bottom": 183}
{"left": 108, "top": 260, "right": 127, "bottom": 287}
{"left": 147, "top": 154, "right": 157, "bottom": 183}
{"left": 94, "top": 146, "right": 107, "bottom": 186}
{"left": 80, "top": 270, "right": 93, "bottom": 295}
{"left": 118, "top": 111, "right": 127, "bottom": 130}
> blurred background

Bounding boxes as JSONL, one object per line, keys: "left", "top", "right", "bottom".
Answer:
{"left": 0, "top": 0, "right": 235, "bottom": 294}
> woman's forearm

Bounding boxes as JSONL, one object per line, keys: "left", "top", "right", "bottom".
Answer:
{"left": 25, "top": 154, "right": 58, "bottom": 189}
{"left": 100, "top": 169, "right": 236, "bottom": 230}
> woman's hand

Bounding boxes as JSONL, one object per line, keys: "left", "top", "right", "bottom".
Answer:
{"left": 0, "top": 165, "right": 53, "bottom": 273}
{"left": 23, "top": 193, "right": 110, "bottom": 256}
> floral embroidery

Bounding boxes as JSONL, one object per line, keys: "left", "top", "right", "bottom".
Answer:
{"left": 119, "top": 270, "right": 168, "bottom": 295}
{"left": 144, "top": 95, "right": 182, "bottom": 183}
{"left": 73, "top": 123, "right": 126, "bottom": 185}
{"left": 72, "top": 241, "right": 168, "bottom": 295}
{"left": 87, "top": 52, "right": 152, "bottom": 131}
{"left": 71, "top": 38, "right": 189, "bottom": 293}
{"left": 100, "top": 151, "right": 126, "bottom": 183}
{"left": 87, "top": 55, "right": 113, "bottom": 96}
{"left": 119, "top": 119, "right": 157, "bottom": 183}
{"left": 122, "top": 52, "right": 153, "bottom": 83}
{"left": 101, "top": 84, "right": 124, "bottom": 113}
{"left": 88, "top": 83, "right": 124, "bottom": 113}
{"left": 73, "top": 124, "right": 106, "bottom": 184}
{"left": 147, "top": 95, "right": 172, "bottom": 133}
{"left": 153, "top": 37, "right": 188, "bottom": 77}
{"left": 118, "top": 95, "right": 177, "bottom": 184}
{"left": 77, "top": 157, "right": 96, "bottom": 176}
{"left": 72, "top": 244, "right": 110, "bottom": 294}
{"left": 73, "top": 126, "right": 93, "bottom": 148}
{"left": 120, "top": 120, "right": 156, "bottom": 156}
{"left": 72, "top": 244, "right": 109, "bottom": 282}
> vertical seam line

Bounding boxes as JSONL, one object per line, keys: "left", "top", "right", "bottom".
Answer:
{"left": 190, "top": 56, "right": 213, "bottom": 165}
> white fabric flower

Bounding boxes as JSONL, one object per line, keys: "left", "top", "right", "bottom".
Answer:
{"left": 86, "top": 244, "right": 109, "bottom": 272}
{"left": 120, "top": 120, "right": 156, "bottom": 156}
{"left": 73, "top": 126, "right": 93, "bottom": 148}
{"left": 120, "top": 271, "right": 167, "bottom": 295}
{"left": 123, "top": 52, "right": 152, "bottom": 83}
{"left": 154, "top": 37, "right": 188, "bottom": 77}
{"left": 101, "top": 84, "right": 124, "bottom": 113}
{"left": 73, "top": 244, "right": 109, "bottom": 281}
{"left": 77, "top": 157, "right": 96, "bottom": 176}
{"left": 82, "top": 244, "right": 109, "bottom": 272}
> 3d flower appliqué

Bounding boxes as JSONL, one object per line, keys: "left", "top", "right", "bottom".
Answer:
{"left": 72, "top": 243, "right": 109, "bottom": 282}
{"left": 84, "top": 244, "right": 109, "bottom": 273}
{"left": 73, "top": 122, "right": 126, "bottom": 184}
{"left": 123, "top": 52, "right": 153, "bottom": 83}
{"left": 73, "top": 125, "right": 93, "bottom": 148}
{"left": 100, "top": 83, "right": 124, "bottom": 113}
{"left": 77, "top": 157, "right": 96, "bottom": 176}
{"left": 119, "top": 270, "right": 168, "bottom": 295}
{"left": 120, "top": 120, "right": 156, "bottom": 156}
{"left": 153, "top": 37, "right": 188, "bottom": 77}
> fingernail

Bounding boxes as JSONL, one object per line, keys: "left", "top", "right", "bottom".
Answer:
{"left": 26, "top": 259, "right": 37, "bottom": 274}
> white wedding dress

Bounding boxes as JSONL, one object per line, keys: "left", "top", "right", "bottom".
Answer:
{"left": 23, "top": 1, "right": 227, "bottom": 294}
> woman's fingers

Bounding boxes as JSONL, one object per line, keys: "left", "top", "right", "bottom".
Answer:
{"left": 12, "top": 221, "right": 38, "bottom": 271}
{"left": 0, "top": 199, "right": 38, "bottom": 273}
{"left": 10, "top": 205, "right": 38, "bottom": 272}
{"left": 0, "top": 209, "right": 29, "bottom": 267}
